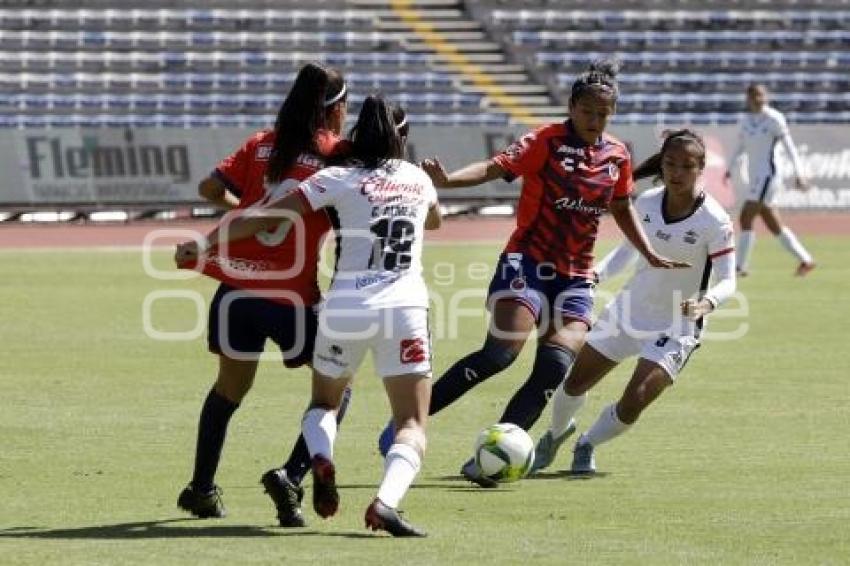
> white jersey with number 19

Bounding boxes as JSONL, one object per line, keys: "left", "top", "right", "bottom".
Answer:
{"left": 297, "top": 159, "right": 438, "bottom": 310}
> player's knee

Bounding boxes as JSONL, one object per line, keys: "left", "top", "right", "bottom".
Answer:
{"left": 538, "top": 343, "right": 577, "bottom": 373}
{"left": 479, "top": 338, "right": 519, "bottom": 374}
{"left": 395, "top": 426, "right": 428, "bottom": 457}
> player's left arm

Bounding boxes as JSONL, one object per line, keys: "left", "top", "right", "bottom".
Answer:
{"left": 682, "top": 221, "right": 736, "bottom": 320}
{"left": 776, "top": 116, "right": 809, "bottom": 190}
{"left": 424, "top": 175, "right": 442, "bottom": 230}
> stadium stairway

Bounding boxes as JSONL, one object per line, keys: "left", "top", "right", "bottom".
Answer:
{"left": 355, "top": 0, "right": 558, "bottom": 126}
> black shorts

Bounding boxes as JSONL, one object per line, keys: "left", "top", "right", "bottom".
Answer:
{"left": 207, "top": 283, "right": 318, "bottom": 368}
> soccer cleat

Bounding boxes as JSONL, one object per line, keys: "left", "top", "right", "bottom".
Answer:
{"left": 261, "top": 468, "right": 306, "bottom": 528}
{"left": 460, "top": 458, "right": 498, "bottom": 488}
{"left": 310, "top": 455, "right": 339, "bottom": 518}
{"left": 177, "top": 484, "right": 226, "bottom": 518}
{"left": 529, "top": 421, "right": 577, "bottom": 474}
{"left": 570, "top": 441, "right": 596, "bottom": 475}
{"left": 377, "top": 418, "right": 395, "bottom": 458}
{"left": 364, "top": 498, "right": 427, "bottom": 537}
{"left": 795, "top": 261, "right": 816, "bottom": 277}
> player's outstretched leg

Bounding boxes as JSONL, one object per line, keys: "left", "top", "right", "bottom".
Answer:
{"left": 498, "top": 343, "right": 577, "bottom": 430}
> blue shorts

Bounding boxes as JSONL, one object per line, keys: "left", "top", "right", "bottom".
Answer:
{"left": 487, "top": 252, "right": 594, "bottom": 326}
{"left": 207, "top": 283, "right": 318, "bottom": 367}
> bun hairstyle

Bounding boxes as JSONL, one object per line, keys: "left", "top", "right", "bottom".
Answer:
{"left": 633, "top": 129, "right": 706, "bottom": 181}
{"left": 266, "top": 62, "right": 347, "bottom": 184}
{"left": 569, "top": 59, "right": 620, "bottom": 104}
{"left": 348, "top": 95, "right": 405, "bottom": 169}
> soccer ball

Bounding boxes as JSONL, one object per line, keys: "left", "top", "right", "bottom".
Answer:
{"left": 474, "top": 423, "right": 535, "bottom": 482}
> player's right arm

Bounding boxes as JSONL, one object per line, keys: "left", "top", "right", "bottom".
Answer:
{"left": 420, "top": 158, "right": 506, "bottom": 189}
{"left": 420, "top": 127, "right": 549, "bottom": 189}
{"left": 724, "top": 127, "right": 745, "bottom": 180}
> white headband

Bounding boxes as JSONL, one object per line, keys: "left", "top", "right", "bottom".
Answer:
{"left": 395, "top": 116, "right": 408, "bottom": 130}
{"left": 324, "top": 84, "right": 347, "bottom": 107}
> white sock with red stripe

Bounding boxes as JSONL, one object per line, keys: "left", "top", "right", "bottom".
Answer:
{"left": 778, "top": 227, "right": 813, "bottom": 264}
{"left": 302, "top": 408, "right": 337, "bottom": 460}
{"left": 376, "top": 443, "right": 421, "bottom": 508}
{"left": 736, "top": 230, "right": 755, "bottom": 272}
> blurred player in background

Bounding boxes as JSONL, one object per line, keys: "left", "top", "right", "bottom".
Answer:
{"left": 533, "top": 130, "right": 736, "bottom": 475}
{"left": 178, "top": 95, "right": 440, "bottom": 537}
{"left": 726, "top": 84, "right": 815, "bottom": 277}
{"left": 381, "top": 60, "right": 686, "bottom": 487}
{"left": 176, "top": 62, "right": 351, "bottom": 527}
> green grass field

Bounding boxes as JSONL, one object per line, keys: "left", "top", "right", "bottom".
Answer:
{"left": 1, "top": 236, "right": 849, "bottom": 565}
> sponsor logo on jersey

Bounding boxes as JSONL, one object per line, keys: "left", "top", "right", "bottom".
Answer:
{"left": 556, "top": 145, "right": 587, "bottom": 158}
{"left": 643, "top": 214, "right": 651, "bottom": 223}
{"left": 554, "top": 196, "right": 607, "bottom": 215}
{"left": 356, "top": 272, "right": 398, "bottom": 289}
{"left": 656, "top": 230, "right": 671, "bottom": 241}
{"left": 400, "top": 337, "right": 428, "bottom": 364}
{"left": 256, "top": 144, "right": 272, "bottom": 160}
{"left": 683, "top": 230, "right": 699, "bottom": 244}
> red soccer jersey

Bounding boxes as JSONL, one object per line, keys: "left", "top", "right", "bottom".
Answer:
{"left": 196, "top": 129, "right": 346, "bottom": 306}
{"left": 492, "top": 120, "right": 634, "bottom": 279}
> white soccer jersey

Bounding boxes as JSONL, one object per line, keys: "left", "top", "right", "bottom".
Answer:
{"left": 297, "top": 159, "right": 438, "bottom": 310}
{"left": 597, "top": 187, "right": 735, "bottom": 337}
{"left": 736, "top": 106, "right": 790, "bottom": 177}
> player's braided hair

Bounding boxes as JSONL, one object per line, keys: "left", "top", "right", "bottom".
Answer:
{"left": 633, "top": 129, "right": 706, "bottom": 181}
{"left": 266, "top": 62, "right": 347, "bottom": 184}
{"left": 570, "top": 59, "right": 620, "bottom": 104}
{"left": 348, "top": 95, "right": 405, "bottom": 169}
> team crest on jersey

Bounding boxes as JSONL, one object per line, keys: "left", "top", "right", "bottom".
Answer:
{"left": 683, "top": 230, "right": 699, "bottom": 244}
{"left": 256, "top": 144, "right": 272, "bottom": 160}
{"left": 400, "top": 338, "right": 428, "bottom": 364}
{"left": 510, "top": 276, "right": 527, "bottom": 292}
{"left": 608, "top": 162, "right": 620, "bottom": 181}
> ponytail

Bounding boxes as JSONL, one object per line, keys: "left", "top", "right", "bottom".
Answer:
{"left": 348, "top": 95, "right": 404, "bottom": 169}
{"left": 266, "top": 62, "right": 346, "bottom": 184}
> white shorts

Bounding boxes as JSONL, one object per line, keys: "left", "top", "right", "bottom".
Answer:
{"left": 745, "top": 170, "right": 782, "bottom": 206}
{"left": 586, "top": 310, "right": 700, "bottom": 381}
{"left": 312, "top": 306, "right": 432, "bottom": 379}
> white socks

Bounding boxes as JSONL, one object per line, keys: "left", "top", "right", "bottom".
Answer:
{"left": 550, "top": 386, "right": 587, "bottom": 439}
{"left": 778, "top": 227, "right": 813, "bottom": 264}
{"left": 737, "top": 230, "right": 755, "bottom": 272}
{"left": 377, "top": 443, "right": 421, "bottom": 509}
{"left": 582, "top": 403, "right": 631, "bottom": 448}
{"left": 302, "top": 407, "right": 337, "bottom": 460}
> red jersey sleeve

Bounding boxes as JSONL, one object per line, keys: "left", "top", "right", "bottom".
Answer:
{"left": 491, "top": 126, "right": 550, "bottom": 181}
{"left": 213, "top": 133, "right": 263, "bottom": 197}
{"left": 613, "top": 153, "right": 635, "bottom": 198}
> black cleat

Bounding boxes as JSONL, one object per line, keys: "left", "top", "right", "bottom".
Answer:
{"left": 177, "top": 484, "right": 226, "bottom": 518}
{"left": 261, "top": 468, "right": 306, "bottom": 528}
{"left": 364, "top": 498, "right": 426, "bottom": 537}
{"left": 310, "top": 455, "right": 339, "bottom": 518}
